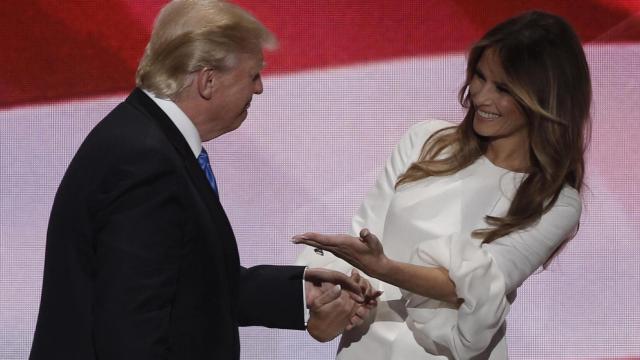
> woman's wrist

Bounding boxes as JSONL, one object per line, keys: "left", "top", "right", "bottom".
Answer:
{"left": 369, "top": 255, "right": 393, "bottom": 280}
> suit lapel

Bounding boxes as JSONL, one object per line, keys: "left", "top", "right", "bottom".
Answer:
{"left": 124, "top": 88, "right": 241, "bottom": 279}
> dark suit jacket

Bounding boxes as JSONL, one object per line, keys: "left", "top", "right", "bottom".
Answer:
{"left": 29, "top": 88, "right": 306, "bottom": 360}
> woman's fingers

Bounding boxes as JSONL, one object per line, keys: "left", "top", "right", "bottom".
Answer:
{"left": 350, "top": 268, "right": 362, "bottom": 284}
{"left": 350, "top": 269, "right": 370, "bottom": 301}
{"left": 351, "top": 268, "right": 379, "bottom": 297}
{"left": 293, "top": 233, "right": 357, "bottom": 248}
{"left": 293, "top": 231, "right": 387, "bottom": 278}
{"left": 359, "top": 228, "right": 380, "bottom": 247}
{"left": 293, "top": 234, "right": 362, "bottom": 262}
{"left": 291, "top": 233, "right": 345, "bottom": 255}
{"left": 291, "top": 232, "right": 333, "bottom": 244}
{"left": 291, "top": 235, "right": 324, "bottom": 248}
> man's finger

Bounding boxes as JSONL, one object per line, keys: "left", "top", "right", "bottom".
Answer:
{"left": 346, "top": 290, "right": 367, "bottom": 303}
{"left": 354, "top": 305, "right": 368, "bottom": 319}
{"left": 305, "top": 268, "right": 364, "bottom": 301}
{"left": 349, "top": 314, "right": 364, "bottom": 328}
{"left": 310, "top": 284, "right": 341, "bottom": 308}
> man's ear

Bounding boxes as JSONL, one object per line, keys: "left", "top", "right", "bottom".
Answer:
{"left": 195, "top": 68, "right": 216, "bottom": 100}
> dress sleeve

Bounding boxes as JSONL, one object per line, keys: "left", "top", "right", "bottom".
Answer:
{"left": 295, "top": 120, "right": 453, "bottom": 286}
{"left": 409, "top": 186, "right": 582, "bottom": 358}
{"left": 482, "top": 186, "right": 582, "bottom": 293}
{"left": 349, "top": 120, "right": 445, "bottom": 238}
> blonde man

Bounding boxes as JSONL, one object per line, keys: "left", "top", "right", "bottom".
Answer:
{"left": 30, "top": 1, "right": 376, "bottom": 359}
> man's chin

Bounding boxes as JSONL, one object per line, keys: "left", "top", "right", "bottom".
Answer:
{"left": 235, "top": 111, "right": 248, "bottom": 127}
{"left": 220, "top": 116, "right": 247, "bottom": 137}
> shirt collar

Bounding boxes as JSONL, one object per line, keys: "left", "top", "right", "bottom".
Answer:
{"left": 143, "top": 89, "right": 202, "bottom": 158}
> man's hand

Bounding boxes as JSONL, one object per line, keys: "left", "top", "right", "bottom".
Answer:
{"left": 304, "top": 268, "right": 382, "bottom": 342}
{"left": 306, "top": 283, "right": 355, "bottom": 342}
{"left": 304, "top": 267, "right": 363, "bottom": 302}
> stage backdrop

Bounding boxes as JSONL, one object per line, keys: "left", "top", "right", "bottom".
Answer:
{"left": 1, "top": 1, "right": 639, "bottom": 359}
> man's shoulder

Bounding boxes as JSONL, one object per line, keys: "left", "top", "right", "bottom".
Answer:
{"left": 88, "top": 92, "right": 169, "bottom": 150}
{"left": 98, "top": 90, "right": 157, "bottom": 131}
{"left": 67, "top": 92, "right": 181, "bottom": 182}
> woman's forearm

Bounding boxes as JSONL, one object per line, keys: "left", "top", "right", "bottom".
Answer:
{"left": 291, "top": 231, "right": 461, "bottom": 305}
{"left": 373, "top": 258, "right": 460, "bottom": 305}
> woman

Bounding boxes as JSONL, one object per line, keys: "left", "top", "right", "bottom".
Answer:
{"left": 294, "top": 10, "right": 591, "bottom": 359}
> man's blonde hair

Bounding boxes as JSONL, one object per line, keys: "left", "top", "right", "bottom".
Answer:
{"left": 136, "top": 0, "right": 276, "bottom": 99}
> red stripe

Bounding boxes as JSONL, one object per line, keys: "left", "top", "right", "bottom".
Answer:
{"left": 244, "top": 0, "right": 640, "bottom": 75}
{"left": 1, "top": 0, "right": 638, "bottom": 108}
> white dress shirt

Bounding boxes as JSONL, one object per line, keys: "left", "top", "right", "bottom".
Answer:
{"left": 143, "top": 90, "right": 201, "bottom": 158}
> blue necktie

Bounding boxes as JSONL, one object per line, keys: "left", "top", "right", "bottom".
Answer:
{"left": 197, "top": 148, "right": 219, "bottom": 196}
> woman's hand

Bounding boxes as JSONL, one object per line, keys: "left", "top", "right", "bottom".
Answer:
{"left": 293, "top": 228, "right": 390, "bottom": 278}
{"left": 349, "top": 268, "right": 382, "bottom": 307}
{"left": 296, "top": 230, "right": 460, "bottom": 305}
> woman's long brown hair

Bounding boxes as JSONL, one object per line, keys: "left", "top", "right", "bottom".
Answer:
{"left": 397, "top": 11, "right": 592, "bottom": 244}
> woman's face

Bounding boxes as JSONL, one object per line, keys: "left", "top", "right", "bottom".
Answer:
{"left": 469, "top": 48, "right": 529, "bottom": 152}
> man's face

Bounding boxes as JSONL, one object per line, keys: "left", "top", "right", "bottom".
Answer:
{"left": 204, "top": 52, "right": 264, "bottom": 139}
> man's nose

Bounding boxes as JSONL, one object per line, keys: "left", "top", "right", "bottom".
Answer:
{"left": 254, "top": 76, "right": 263, "bottom": 95}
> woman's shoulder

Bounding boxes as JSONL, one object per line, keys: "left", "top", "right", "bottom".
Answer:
{"left": 557, "top": 185, "right": 582, "bottom": 209}
{"left": 402, "top": 119, "right": 457, "bottom": 145}
{"left": 407, "top": 119, "right": 457, "bottom": 135}
{"left": 390, "top": 119, "right": 457, "bottom": 161}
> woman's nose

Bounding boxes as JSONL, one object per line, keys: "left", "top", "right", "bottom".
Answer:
{"left": 472, "top": 83, "right": 492, "bottom": 106}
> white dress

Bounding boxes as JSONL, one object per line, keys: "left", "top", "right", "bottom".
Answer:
{"left": 296, "top": 120, "right": 582, "bottom": 359}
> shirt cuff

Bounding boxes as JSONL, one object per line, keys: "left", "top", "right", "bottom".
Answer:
{"left": 302, "top": 267, "right": 310, "bottom": 326}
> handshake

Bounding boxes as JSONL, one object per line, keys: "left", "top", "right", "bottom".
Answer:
{"left": 304, "top": 268, "right": 381, "bottom": 342}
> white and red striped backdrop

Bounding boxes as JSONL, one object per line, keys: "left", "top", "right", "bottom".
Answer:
{"left": 1, "top": 1, "right": 639, "bottom": 359}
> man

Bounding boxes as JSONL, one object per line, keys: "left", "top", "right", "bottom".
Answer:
{"left": 29, "top": 1, "right": 375, "bottom": 359}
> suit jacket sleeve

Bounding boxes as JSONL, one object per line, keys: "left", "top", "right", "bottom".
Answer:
{"left": 237, "top": 265, "right": 306, "bottom": 330}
